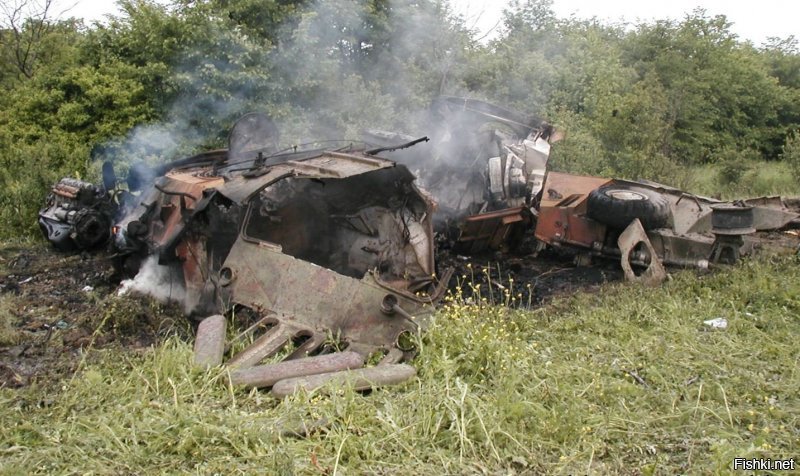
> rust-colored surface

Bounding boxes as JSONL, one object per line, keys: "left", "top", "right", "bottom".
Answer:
{"left": 229, "top": 352, "right": 365, "bottom": 388}
{"left": 538, "top": 172, "right": 611, "bottom": 209}
{"left": 220, "top": 238, "right": 433, "bottom": 358}
{"left": 535, "top": 172, "right": 610, "bottom": 248}
{"left": 147, "top": 172, "right": 223, "bottom": 249}
{"left": 112, "top": 130, "right": 442, "bottom": 362}
{"left": 456, "top": 207, "right": 530, "bottom": 253}
{"left": 271, "top": 363, "right": 417, "bottom": 398}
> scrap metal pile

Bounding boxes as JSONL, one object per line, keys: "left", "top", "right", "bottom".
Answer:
{"left": 38, "top": 98, "right": 800, "bottom": 396}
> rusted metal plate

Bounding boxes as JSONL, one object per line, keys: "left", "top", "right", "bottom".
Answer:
{"left": 221, "top": 238, "right": 431, "bottom": 356}
{"left": 216, "top": 152, "right": 401, "bottom": 204}
{"left": 535, "top": 206, "right": 606, "bottom": 248}
{"left": 535, "top": 172, "right": 609, "bottom": 248}
{"left": 742, "top": 197, "right": 800, "bottom": 230}
{"left": 214, "top": 168, "right": 290, "bottom": 205}
{"left": 456, "top": 207, "right": 529, "bottom": 253}
{"left": 646, "top": 230, "right": 713, "bottom": 268}
{"left": 538, "top": 172, "right": 610, "bottom": 208}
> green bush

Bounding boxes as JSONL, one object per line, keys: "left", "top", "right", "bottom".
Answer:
{"left": 0, "top": 137, "right": 91, "bottom": 241}
{"left": 714, "top": 146, "right": 756, "bottom": 188}
{"left": 782, "top": 130, "right": 800, "bottom": 181}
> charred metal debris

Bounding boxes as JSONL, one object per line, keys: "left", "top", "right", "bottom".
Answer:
{"left": 38, "top": 97, "right": 800, "bottom": 396}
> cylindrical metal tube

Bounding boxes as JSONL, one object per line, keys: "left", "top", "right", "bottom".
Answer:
{"left": 271, "top": 364, "right": 417, "bottom": 398}
{"left": 229, "top": 351, "right": 364, "bottom": 388}
{"left": 193, "top": 314, "right": 226, "bottom": 369}
{"left": 227, "top": 323, "right": 291, "bottom": 369}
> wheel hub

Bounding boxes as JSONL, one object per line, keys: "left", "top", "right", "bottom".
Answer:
{"left": 605, "top": 190, "right": 647, "bottom": 201}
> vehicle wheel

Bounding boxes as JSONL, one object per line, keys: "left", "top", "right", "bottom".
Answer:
{"left": 586, "top": 185, "right": 670, "bottom": 230}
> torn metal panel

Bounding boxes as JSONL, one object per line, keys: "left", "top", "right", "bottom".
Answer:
{"left": 645, "top": 230, "right": 713, "bottom": 269}
{"left": 742, "top": 197, "right": 800, "bottom": 230}
{"left": 218, "top": 237, "right": 433, "bottom": 356}
{"left": 538, "top": 172, "right": 611, "bottom": 209}
{"left": 456, "top": 207, "right": 531, "bottom": 253}
{"left": 216, "top": 152, "right": 399, "bottom": 205}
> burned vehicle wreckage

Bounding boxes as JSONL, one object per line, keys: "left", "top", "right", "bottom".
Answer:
{"left": 38, "top": 98, "right": 800, "bottom": 395}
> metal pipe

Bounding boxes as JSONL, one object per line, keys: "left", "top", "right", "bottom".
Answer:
{"left": 229, "top": 352, "right": 364, "bottom": 388}
{"left": 227, "top": 323, "right": 292, "bottom": 369}
{"left": 378, "top": 348, "right": 404, "bottom": 366}
{"left": 285, "top": 332, "right": 327, "bottom": 360}
{"left": 154, "top": 183, "right": 198, "bottom": 202}
{"left": 193, "top": 315, "right": 226, "bottom": 369}
{"left": 271, "top": 364, "right": 417, "bottom": 399}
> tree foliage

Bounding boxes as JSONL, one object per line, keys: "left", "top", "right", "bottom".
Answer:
{"left": 0, "top": 0, "right": 799, "bottom": 240}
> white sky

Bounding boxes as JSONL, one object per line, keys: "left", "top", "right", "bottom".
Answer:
{"left": 53, "top": 0, "right": 799, "bottom": 46}
{"left": 455, "top": 0, "right": 799, "bottom": 45}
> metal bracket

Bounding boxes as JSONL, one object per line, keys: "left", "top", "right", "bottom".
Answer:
{"left": 618, "top": 219, "right": 667, "bottom": 286}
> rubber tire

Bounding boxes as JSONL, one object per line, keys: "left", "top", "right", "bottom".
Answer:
{"left": 586, "top": 185, "right": 670, "bottom": 230}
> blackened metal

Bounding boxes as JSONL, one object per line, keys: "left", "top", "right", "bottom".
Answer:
{"left": 366, "top": 136, "right": 430, "bottom": 155}
{"left": 711, "top": 205, "right": 755, "bottom": 235}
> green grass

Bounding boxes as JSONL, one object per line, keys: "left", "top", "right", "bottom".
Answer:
{"left": 687, "top": 161, "right": 800, "bottom": 199}
{"left": 0, "top": 298, "right": 21, "bottom": 346}
{"left": 1, "top": 255, "right": 799, "bottom": 474}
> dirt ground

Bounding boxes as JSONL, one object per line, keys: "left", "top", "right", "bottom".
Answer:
{"left": 437, "top": 247, "right": 624, "bottom": 305}
{"left": 3, "top": 227, "right": 796, "bottom": 391}
{"left": 0, "top": 245, "right": 187, "bottom": 389}
{"left": 0, "top": 242, "right": 626, "bottom": 390}
{"left": 6, "top": 222, "right": 800, "bottom": 388}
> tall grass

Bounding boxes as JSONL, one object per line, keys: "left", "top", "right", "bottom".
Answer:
{"left": 1, "top": 255, "right": 799, "bottom": 474}
{"left": 688, "top": 161, "right": 800, "bottom": 199}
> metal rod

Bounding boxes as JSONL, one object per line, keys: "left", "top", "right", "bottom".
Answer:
{"left": 193, "top": 315, "right": 226, "bottom": 369}
{"left": 229, "top": 352, "right": 364, "bottom": 388}
{"left": 227, "top": 323, "right": 291, "bottom": 369}
{"left": 271, "top": 364, "right": 417, "bottom": 398}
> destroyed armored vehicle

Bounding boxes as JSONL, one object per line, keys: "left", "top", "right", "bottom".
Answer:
{"left": 38, "top": 114, "right": 449, "bottom": 393}
{"left": 531, "top": 174, "right": 800, "bottom": 283}
{"left": 374, "top": 97, "right": 800, "bottom": 283}
{"left": 37, "top": 100, "right": 800, "bottom": 395}
{"left": 110, "top": 114, "right": 448, "bottom": 367}
{"left": 40, "top": 98, "right": 800, "bottom": 326}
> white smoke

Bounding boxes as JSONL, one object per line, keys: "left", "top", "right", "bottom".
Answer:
{"left": 117, "top": 256, "right": 186, "bottom": 306}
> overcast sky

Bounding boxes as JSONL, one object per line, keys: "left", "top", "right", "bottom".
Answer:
{"left": 53, "top": 0, "right": 799, "bottom": 46}
{"left": 457, "top": 0, "right": 798, "bottom": 45}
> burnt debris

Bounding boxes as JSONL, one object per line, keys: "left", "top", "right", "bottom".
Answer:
{"left": 36, "top": 98, "right": 800, "bottom": 396}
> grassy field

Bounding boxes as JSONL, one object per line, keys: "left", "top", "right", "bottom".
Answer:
{"left": 1, "top": 252, "right": 798, "bottom": 474}
{"left": 687, "top": 161, "right": 800, "bottom": 199}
